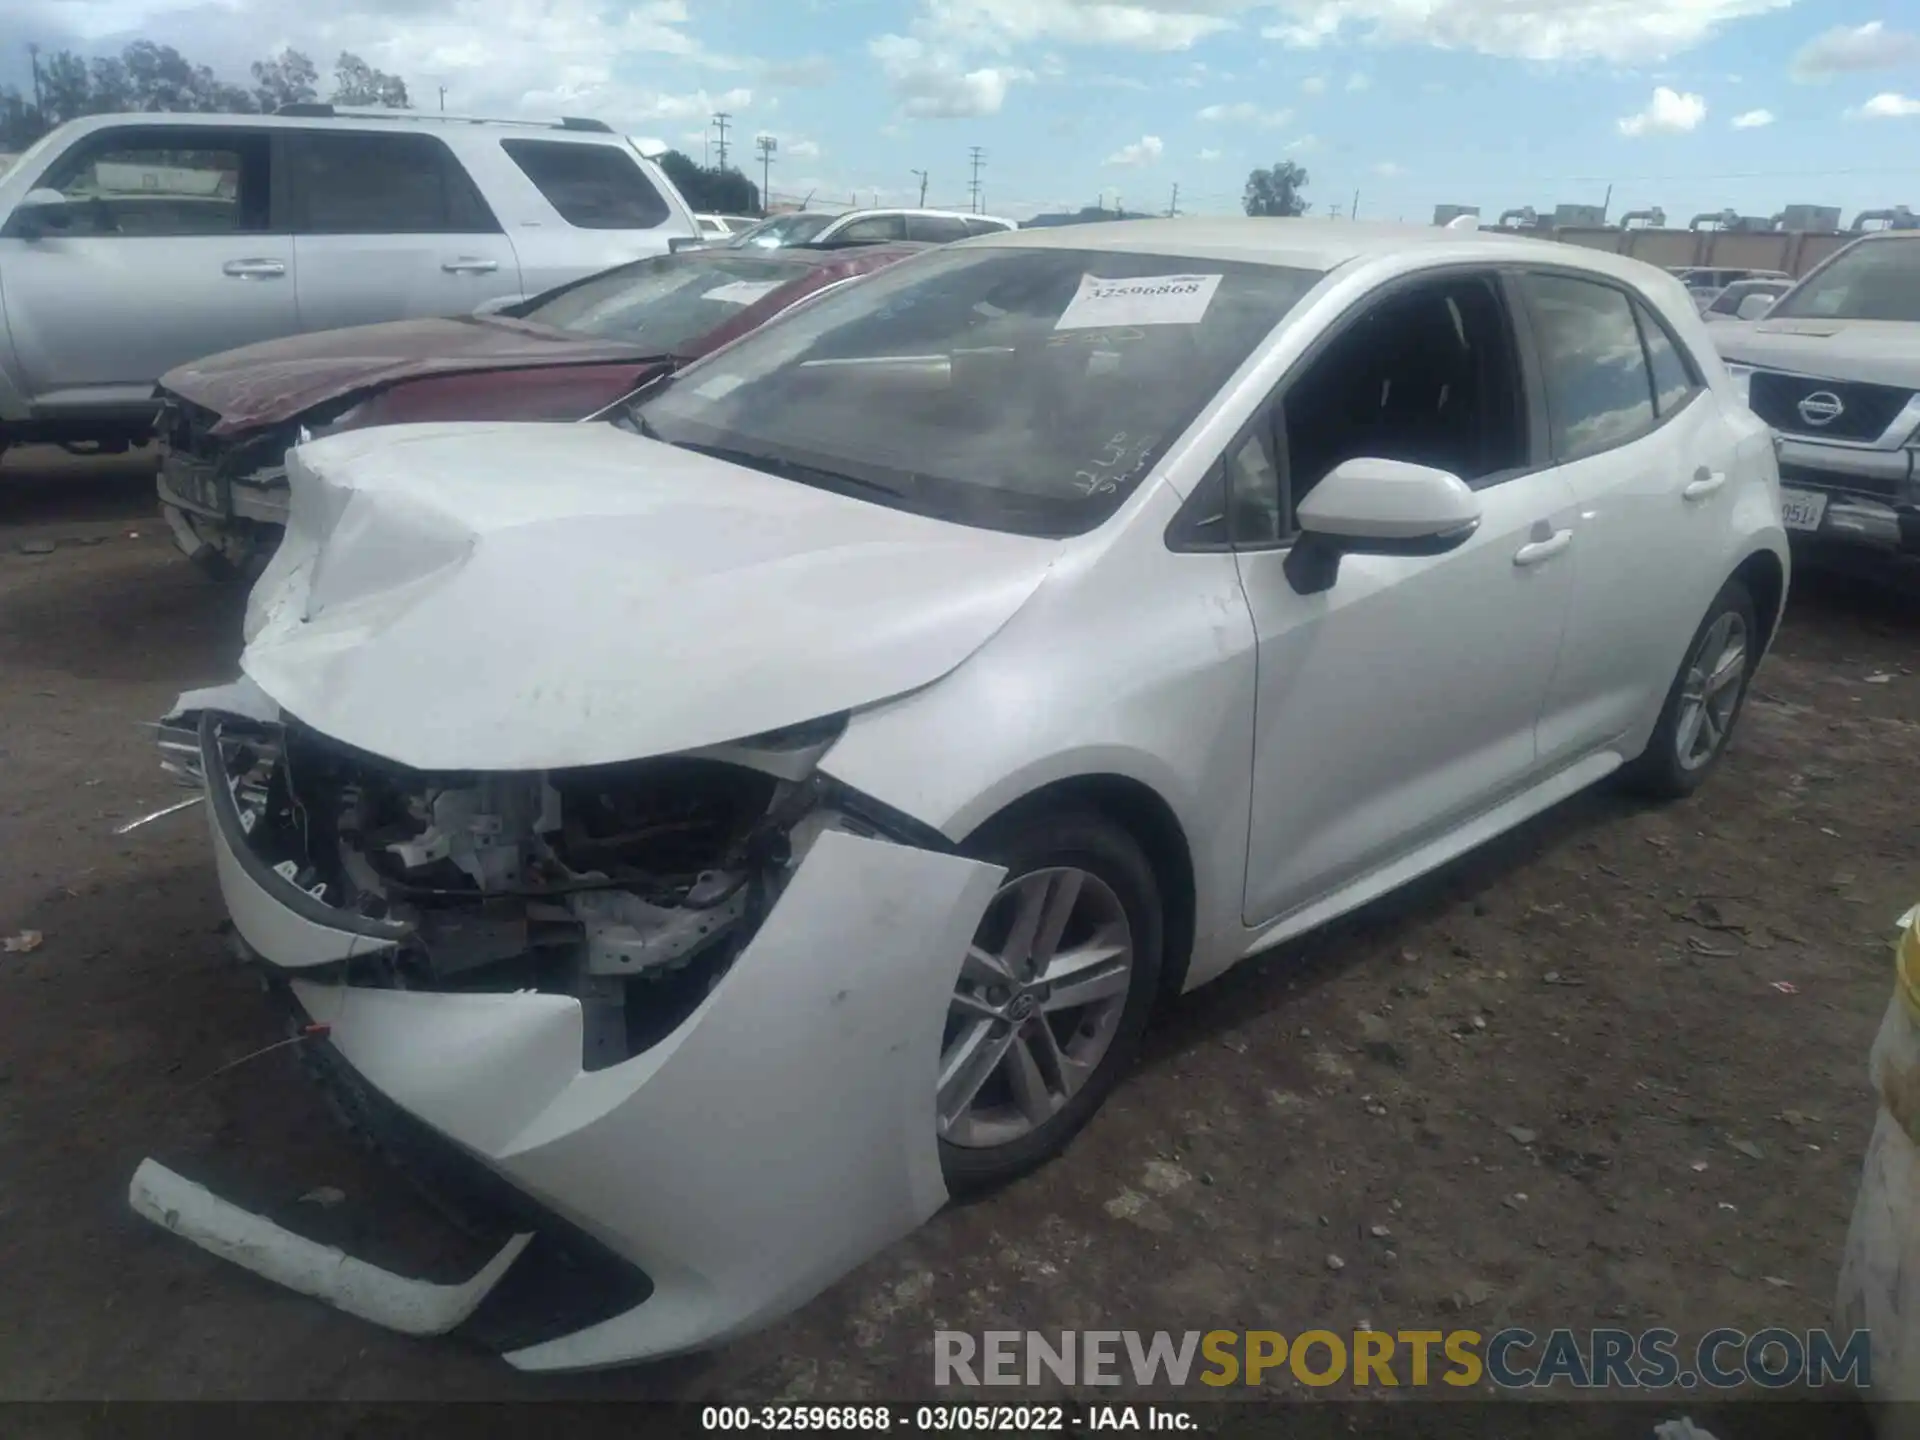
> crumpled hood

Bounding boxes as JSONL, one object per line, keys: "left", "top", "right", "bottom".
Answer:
{"left": 240, "top": 422, "right": 1058, "bottom": 772}
{"left": 161, "top": 318, "right": 668, "bottom": 434}
{"left": 1712, "top": 318, "right": 1920, "bottom": 389}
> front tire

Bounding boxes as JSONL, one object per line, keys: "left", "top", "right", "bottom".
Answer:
{"left": 1619, "top": 576, "right": 1758, "bottom": 800}
{"left": 938, "top": 809, "right": 1163, "bottom": 1196}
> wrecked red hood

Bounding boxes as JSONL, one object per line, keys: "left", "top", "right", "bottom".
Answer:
{"left": 160, "top": 317, "right": 671, "bottom": 434}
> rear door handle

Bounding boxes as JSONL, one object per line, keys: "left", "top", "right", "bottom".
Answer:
{"left": 442, "top": 257, "right": 500, "bottom": 274}
{"left": 1683, "top": 468, "right": 1727, "bottom": 501}
{"left": 1513, "top": 529, "right": 1573, "bottom": 567}
{"left": 221, "top": 258, "right": 285, "bottom": 279}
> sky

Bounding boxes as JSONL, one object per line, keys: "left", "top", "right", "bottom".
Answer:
{"left": 3, "top": 0, "right": 1919, "bottom": 224}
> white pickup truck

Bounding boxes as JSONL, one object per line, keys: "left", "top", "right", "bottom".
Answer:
{"left": 0, "top": 105, "right": 701, "bottom": 458}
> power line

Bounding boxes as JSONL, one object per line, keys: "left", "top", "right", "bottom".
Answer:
{"left": 712, "top": 112, "right": 732, "bottom": 171}
{"left": 968, "top": 146, "right": 985, "bottom": 214}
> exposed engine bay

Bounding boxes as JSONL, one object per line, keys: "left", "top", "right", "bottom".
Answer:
{"left": 178, "top": 709, "right": 863, "bottom": 1070}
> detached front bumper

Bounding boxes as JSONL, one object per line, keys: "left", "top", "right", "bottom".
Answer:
{"left": 167, "top": 709, "right": 1002, "bottom": 1370}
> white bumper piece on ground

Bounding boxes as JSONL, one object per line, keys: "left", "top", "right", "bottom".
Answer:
{"left": 128, "top": 1159, "right": 532, "bottom": 1334}
{"left": 153, "top": 813, "right": 1003, "bottom": 1370}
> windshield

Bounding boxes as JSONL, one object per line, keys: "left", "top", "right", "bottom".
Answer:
{"left": 514, "top": 252, "right": 814, "bottom": 349}
{"left": 631, "top": 246, "right": 1321, "bottom": 538}
{"left": 1772, "top": 238, "right": 1920, "bottom": 322}
{"left": 731, "top": 213, "right": 833, "bottom": 248}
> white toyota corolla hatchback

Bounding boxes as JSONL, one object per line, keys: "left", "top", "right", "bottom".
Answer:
{"left": 143, "top": 219, "right": 1788, "bottom": 1369}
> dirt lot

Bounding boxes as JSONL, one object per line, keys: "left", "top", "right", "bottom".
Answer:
{"left": 0, "top": 447, "right": 1915, "bottom": 1422}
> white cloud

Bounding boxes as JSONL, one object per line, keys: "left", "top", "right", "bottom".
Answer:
{"left": 920, "top": 0, "right": 1258, "bottom": 53}
{"left": 642, "top": 86, "right": 753, "bottom": 121}
{"left": 762, "top": 55, "right": 836, "bottom": 87}
{"left": 1793, "top": 22, "right": 1920, "bottom": 80}
{"left": 1198, "top": 146, "right": 1222, "bottom": 159}
{"left": 1617, "top": 86, "right": 1707, "bottom": 136}
{"left": 1301, "top": 74, "right": 1327, "bottom": 93}
{"left": 1346, "top": 71, "right": 1370, "bottom": 90}
{"left": 1261, "top": 0, "right": 1792, "bottom": 64}
{"left": 1106, "top": 134, "right": 1165, "bottom": 165}
{"left": 1372, "top": 160, "right": 1403, "bottom": 176}
{"left": 869, "top": 33, "right": 1030, "bottom": 117}
{"left": 1730, "top": 107, "right": 1774, "bottom": 127}
{"left": 1286, "top": 133, "right": 1319, "bottom": 151}
{"left": 1197, "top": 100, "right": 1293, "bottom": 125}
{"left": 1855, "top": 92, "right": 1920, "bottom": 118}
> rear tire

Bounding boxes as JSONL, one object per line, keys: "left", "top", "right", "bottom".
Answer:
{"left": 938, "top": 808, "right": 1163, "bottom": 1196}
{"left": 1619, "top": 576, "right": 1757, "bottom": 800}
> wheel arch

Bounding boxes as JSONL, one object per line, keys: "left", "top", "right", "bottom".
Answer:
{"left": 1730, "top": 545, "right": 1787, "bottom": 662}
{"left": 957, "top": 772, "right": 1199, "bottom": 1003}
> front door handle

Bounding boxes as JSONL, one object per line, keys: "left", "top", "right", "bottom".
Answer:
{"left": 221, "top": 258, "right": 285, "bottom": 279}
{"left": 442, "top": 257, "right": 500, "bottom": 274}
{"left": 1683, "top": 468, "right": 1727, "bottom": 501}
{"left": 1513, "top": 529, "right": 1573, "bottom": 567}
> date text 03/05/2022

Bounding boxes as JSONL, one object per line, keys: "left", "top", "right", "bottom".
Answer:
{"left": 700, "top": 1407, "right": 1191, "bottom": 1432}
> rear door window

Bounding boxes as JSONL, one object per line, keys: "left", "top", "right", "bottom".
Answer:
{"left": 1520, "top": 273, "right": 1657, "bottom": 461}
{"left": 907, "top": 214, "right": 970, "bottom": 243}
{"left": 832, "top": 213, "right": 908, "bottom": 243}
{"left": 284, "top": 131, "right": 498, "bottom": 234}
{"left": 500, "top": 139, "right": 670, "bottom": 229}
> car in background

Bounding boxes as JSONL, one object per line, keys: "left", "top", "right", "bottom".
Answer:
{"left": 1699, "top": 277, "right": 1794, "bottom": 322}
{"left": 694, "top": 212, "right": 760, "bottom": 238}
{"left": 1712, "top": 230, "right": 1920, "bottom": 557}
{"left": 1673, "top": 266, "right": 1791, "bottom": 299}
{"left": 0, "top": 106, "right": 700, "bottom": 460}
{"left": 155, "top": 241, "right": 927, "bottom": 577}
{"left": 730, "top": 207, "right": 1017, "bottom": 248}
{"left": 149, "top": 219, "right": 1785, "bottom": 1372}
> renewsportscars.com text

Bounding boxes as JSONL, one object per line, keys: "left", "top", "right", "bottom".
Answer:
{"left": 933, "top": 1328, "right": 1871, "bottom": 1391}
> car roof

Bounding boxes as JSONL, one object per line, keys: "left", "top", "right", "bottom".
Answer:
{"left": 965, "top": 216, "right": 1660, "bottom": 277}
{"left": 42, "top": 110, "right": 642, "bottom": 143}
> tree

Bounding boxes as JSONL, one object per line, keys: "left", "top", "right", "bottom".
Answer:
{"left": 658, "top": 150, "right": 760, "bottom": 214}
{"left": 0, "top": 88, "right": 45, "bottom": 150}
{"left": 1243, "top": 160, "right": 1310, "bottom": 218}
{"left": 39, "top": 51, "right": 93, "bottom": 126}
{"left": 251, "top": 48, "right": 318, "bottom": 113}
{"left": 331, "top": 52, "right": 409, "bottom": 108}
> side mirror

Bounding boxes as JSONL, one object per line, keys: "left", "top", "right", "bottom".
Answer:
{"left": 1736, "top": 292, "right": 1777, "bottom": 321}
{"left": 11, "top": 188, "right": 72, "bottom": 238}
{"left": 1283, "top": 457, "right": 1482, "bottom": 596}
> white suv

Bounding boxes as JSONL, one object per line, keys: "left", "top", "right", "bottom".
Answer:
{"left": 0, "top": 106, "right": 701, "bottom": 456}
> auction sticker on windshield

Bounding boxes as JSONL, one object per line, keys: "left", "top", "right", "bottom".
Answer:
{"left": 1055, "top": 274, "right": 1222, "bottom": 330}
{"left": 703, "top": 280, "right": 789, "bottom": 306}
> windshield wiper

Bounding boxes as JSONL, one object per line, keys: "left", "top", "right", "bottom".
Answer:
{"left": 678, "top": 440, "right": 908, "bottom": 500}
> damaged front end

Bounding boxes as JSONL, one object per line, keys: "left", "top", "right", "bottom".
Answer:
{"left": 144, "top": 686, "right": 1002, "bottom": 1369}
{"left": 154, "top": 395, "right": 308, "bottom": 580}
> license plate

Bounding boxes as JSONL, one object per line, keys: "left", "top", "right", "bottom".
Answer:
{"left": 1779, "top": 487, "right": 1827, "bottom": 533}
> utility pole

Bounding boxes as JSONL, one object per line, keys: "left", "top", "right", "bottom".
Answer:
{"left": 438, "top": 85, "right": 447, "bottom": 112}
{"left": 1602, "top": 182, "right": 1613, "bottom": 223}
{"left": 1166, "top": 182, "right": 1179, "bottom": 217}
{"left": 712, "top": 112, "right": 732, "bottom": 171}
{"left": 27, "top": 43, "right": 44, "bottom": 117}
{"left": 1351, "top": 188, "right": 1359, "bottom": 220}
{"left": 912, "top": 168, "right": 928, "bottom": 207}
{"left": 756, "top": 134, "right": 776, "bottom": 215}
{"left": 967, "top": 146, "right": 985, "bottom": 214}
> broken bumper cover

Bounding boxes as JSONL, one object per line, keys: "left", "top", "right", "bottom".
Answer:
{"left": 168, "top": 710, "right": 1002, "bottom": 1369}
{"left": 156, "top": 444, "right": 290, "bottom": 560}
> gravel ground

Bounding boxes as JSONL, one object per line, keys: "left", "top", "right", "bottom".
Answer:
{"left": 0, "top": 446, "right": 1912, "bottom": 1430}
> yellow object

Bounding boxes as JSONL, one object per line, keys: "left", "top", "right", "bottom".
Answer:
{"left": 1896, "top": 909, "right": 1920, "bottom": 1024}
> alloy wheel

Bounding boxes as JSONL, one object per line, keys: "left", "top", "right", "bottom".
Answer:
{"left": 937, "top": 866, "right": 1136, "bottom": 1150}
{"left": 1675, "top": 609, "right": 1749, "bottom": 772}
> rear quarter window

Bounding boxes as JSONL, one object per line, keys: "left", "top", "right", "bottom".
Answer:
{"left": 501, "top": 139, "right": 670, "bottom": 230}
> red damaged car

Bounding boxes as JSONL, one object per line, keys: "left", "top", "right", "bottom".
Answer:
{"left": 154, "top": 241, "right": 927, "bottom": 578}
